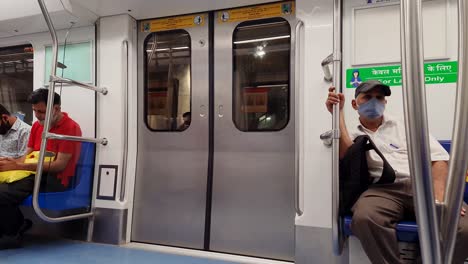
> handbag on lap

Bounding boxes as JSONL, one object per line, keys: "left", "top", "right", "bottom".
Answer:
{"left": 339, "top": 135, "right": 396, "bottom": 215}
{"left": 0, "top": 151, "right": 55, "bottom": 183}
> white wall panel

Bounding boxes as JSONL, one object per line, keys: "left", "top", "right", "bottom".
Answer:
{"left": 343, "top": 0, "right": 458, "bottom": 140}
{"left": 352, "top": 0, "right": 448, "bottom": 65}
{"left": 94, "top": 14, "right": 136, "bottom": 211}
{"left": 296, "top": 0, "right": 333, "bottom": 228}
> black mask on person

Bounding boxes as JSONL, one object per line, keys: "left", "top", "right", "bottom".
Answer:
{"left": 0, "top": 120, "right": 12, "bottom": 135}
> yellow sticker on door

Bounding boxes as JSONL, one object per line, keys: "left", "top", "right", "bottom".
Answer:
{"left": 141, "top": 14, "right": 205, "bottom": 32}
{"left": 218, "top": 2, "right": 294, "bottom": 23}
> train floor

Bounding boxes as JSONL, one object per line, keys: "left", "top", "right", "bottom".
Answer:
{"left": 0, "top": 236, "right": 240, "bottom": 264}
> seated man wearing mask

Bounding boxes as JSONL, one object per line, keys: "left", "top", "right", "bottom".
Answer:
{"left": 0, "top": 104, "right": 30, "bottom": 159}
{"left": 326, "top": 80, "right": 468, "bottom": 263}
{"left": 0, "top": 88, "right": 82, "bottom": 249}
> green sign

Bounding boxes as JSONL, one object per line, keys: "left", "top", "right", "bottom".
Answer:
{"left": 346, "top": 61, "right": 458, "bottom": 88}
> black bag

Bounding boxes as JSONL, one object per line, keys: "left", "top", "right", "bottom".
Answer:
{"left": 339, "top": 135, "right": 396, "bottom": 215}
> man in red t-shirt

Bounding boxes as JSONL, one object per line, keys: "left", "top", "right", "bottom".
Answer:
{"left": 0, "top": 88, "right": 81, "bottom": 249}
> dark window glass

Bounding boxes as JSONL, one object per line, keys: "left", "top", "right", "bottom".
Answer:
{"left": 233, "top": 18, "right": 291, "bottom": 132}
{"left": 0, "top": 44, "right": 34, "bottom": 124}
{"left": 144, "top": 30, "right": 191, "bottom": 131}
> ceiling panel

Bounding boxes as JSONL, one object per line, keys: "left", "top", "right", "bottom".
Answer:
{"left": 0, "top": 0, "right": 284, "bottom": 38}
{"left": 72, "top": 0, "right": 281, "bottom": 20}
{"left": 0, "top": 0, "right": 97, "bottom": 38}
{"left": 0, "top": 0, "right": 64, "bottom": 22}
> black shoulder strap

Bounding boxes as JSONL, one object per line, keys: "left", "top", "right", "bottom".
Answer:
{"left": 363, "top": 136, "right": 396, "bottom": 184}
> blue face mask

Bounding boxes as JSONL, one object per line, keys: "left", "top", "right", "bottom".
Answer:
{"left": 357, "top": 97, "right": 385, "bottom": 119}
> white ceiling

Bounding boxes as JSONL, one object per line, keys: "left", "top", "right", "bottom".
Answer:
{"left": 0, "top": 0, "right": 281, "bottom": 38}
{"left": 72, "top": 0, "right": 280, "bottom": 20}
{"left": 0, "top": 0, "right": 96, "bottom": 38}
{"left": 0, "top": 0, "right": 64, "bottom": 21}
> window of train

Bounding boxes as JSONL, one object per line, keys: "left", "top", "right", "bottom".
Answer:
{"left": 0, "top": 44, "right": 34, "bottom": 125}
{"left": 144, "top": 30, "right": 191, "bottom": 131}
{"left": 232, "top": 18, "right": 291, "bottom": 132}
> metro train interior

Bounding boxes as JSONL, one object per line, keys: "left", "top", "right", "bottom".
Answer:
{"left": 0, "top": 0, "right": 467, "bottom": 263}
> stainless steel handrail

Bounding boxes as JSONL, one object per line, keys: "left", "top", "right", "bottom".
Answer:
{"left": 400, "top": 1, "right": 442, "bottom": 263}
{"left": 34, "top": 0, "right": 105, "bottom": 223}
{"left": 120, "top": 40, "right": 129, "bottom": 202}
{"left": 440, "top": 1, "right": 468, "bottom": 262}
{"left": 294, "top": 19, "right": 304, "bottom": 216}
{"left": 321, "top": 53, "right": 333, "bottom": 82}
{"left": 35, "top": 0, "right": 92, "bottom": 222}
{"left": 51, "top": 75, "right": 108, "bottom": 95}
{"left": 46, "top": 133, "right": 108, "bottom": 145}
{"left": 332, "top": 0, "right": 344, "bottom": 256}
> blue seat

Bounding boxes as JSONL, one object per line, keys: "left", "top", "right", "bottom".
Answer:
{"left": 344, "top": 216, "right": 419, "bottom": 242}
{"left": 21, "top": 142, "right": 95, "bottom": 211}
{"left": 343, "top": 140, "right": 455, "bottom": 243}
{"left": 439, "top": 140, "right": 451, "bottom": 153}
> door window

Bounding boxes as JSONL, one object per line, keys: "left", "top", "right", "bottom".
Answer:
{"left": 232, "top": 18, "right": 291, "bottom": 132}
{"left": 144, "top": 30, "right": 192, "bottom": 131}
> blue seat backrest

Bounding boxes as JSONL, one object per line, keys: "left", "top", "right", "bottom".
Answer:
{"left": 439, "top": 140, "right": 451, "bottom": 153}
{"left": 68, "top": 142, "right": 96, "bottom": 189}
{"left": 21, "top": 142, "right": 96, "bottom": 210}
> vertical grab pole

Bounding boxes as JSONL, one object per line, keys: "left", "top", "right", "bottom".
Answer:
{"left": 35, "top": 0, "right": 95, "bottom": 223}
{"left": 441, "top": 1, "right": 468, "bottom": 263}
{"left": 400, "top": 1, "right": 442, "bottom": 263}
{"left": 331, "top": 0, "right": 344, "bottom": 256}
{"left": 34, "top": 0, "right": 60, "bottom": 218}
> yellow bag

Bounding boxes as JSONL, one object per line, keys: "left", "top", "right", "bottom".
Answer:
{"left": 0, "top": 151, "right": 55, "bottom": 184}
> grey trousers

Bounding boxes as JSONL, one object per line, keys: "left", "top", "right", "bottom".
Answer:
{"left": 350, "top": 180, "right": 468, "bottom": 264}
